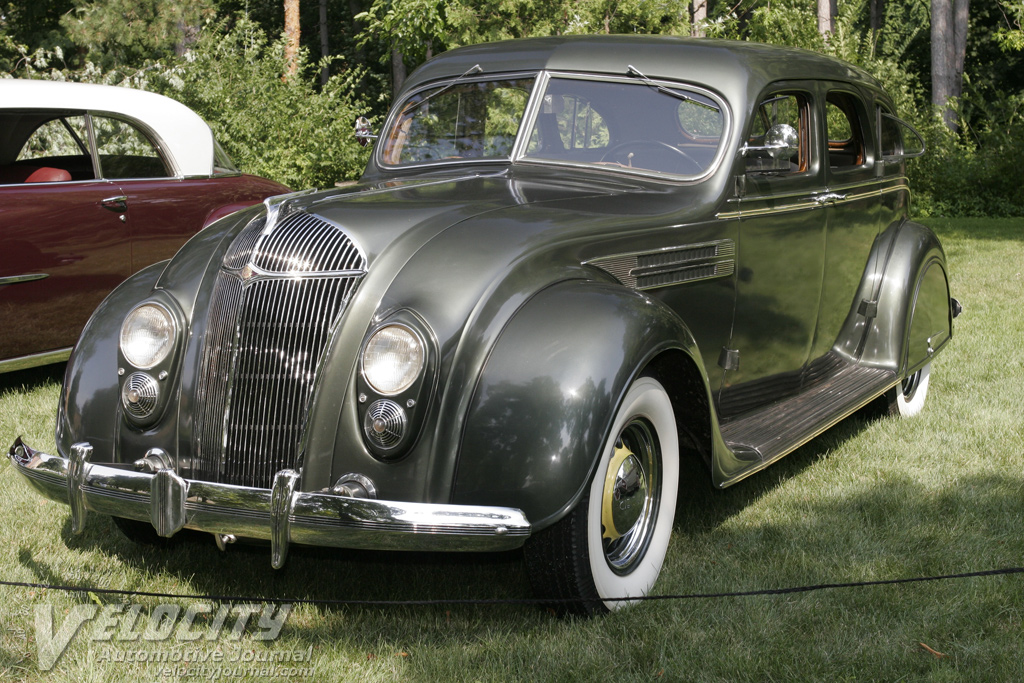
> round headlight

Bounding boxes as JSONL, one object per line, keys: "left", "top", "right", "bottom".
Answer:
{"left": 120, "top": 304, "right": 176, "bottom": 369}
{"left": 362, "top": 324, "right": 424, "bottom": 395}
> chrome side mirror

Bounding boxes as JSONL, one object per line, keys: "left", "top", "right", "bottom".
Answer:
{"left": 741, "top": 123, "right": 799, "bottom": 160}
{"left": 355, "top": 116, "right": 377, "bottom": 147}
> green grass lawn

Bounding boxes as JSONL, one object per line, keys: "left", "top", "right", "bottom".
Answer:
{"left": 1, "top": 217, "right": 1022, "bottom": 682}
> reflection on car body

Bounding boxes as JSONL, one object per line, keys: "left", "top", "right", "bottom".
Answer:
{"left": 9, "top": 37, "right": 957, "bottom": 616}
{"left": 0, "top": 80, "right": 290, "bottom": 372}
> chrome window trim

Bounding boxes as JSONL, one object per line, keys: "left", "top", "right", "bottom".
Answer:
{"left": 376, "top": 69, "right": 731, "bottom": 183}
{"left": 86, "top": 110, "right": 179, "bottom": 178}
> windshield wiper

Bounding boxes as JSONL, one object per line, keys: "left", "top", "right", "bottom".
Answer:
{"left": 404, "top": 64, "right": 483, "bottom": 114}
{"left": 626, "top": 65, "right": 721, "bottom": 112}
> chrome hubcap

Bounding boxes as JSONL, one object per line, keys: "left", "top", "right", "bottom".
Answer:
{"left": 601, "top": 418, "right": 660, "bottom": 574}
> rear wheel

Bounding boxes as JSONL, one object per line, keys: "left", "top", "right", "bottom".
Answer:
{"left": 887, "top": 363, "right": 931, "bottom": 417}
{"left": 525, "top": 376, "right": 679, "bottom": 616}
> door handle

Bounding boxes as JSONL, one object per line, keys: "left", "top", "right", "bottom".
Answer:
{"left": 100, "top": 195, "right": 128, "bottom": 213}
{"left": 813, "top": 192, "right": 847, "bottom": 205}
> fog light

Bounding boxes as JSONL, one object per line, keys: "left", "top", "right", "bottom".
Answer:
{"left": 332, "top": 473, "right": 378, "bottom": 499}
{"left": 363, "top": 399, "right": 407, "bottom": 450}
{"left": 122, "top": 372, "right": 159, "bottom": 419}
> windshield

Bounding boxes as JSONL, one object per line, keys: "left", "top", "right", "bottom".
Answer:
{"left": 380, "top": 73, "right": 726, "bottom": 178}
{"left": 523, "top": 76, "right": 725, "bottom": 178}
{"left": 381, "top": 78, "right": 535, "bottom": 166}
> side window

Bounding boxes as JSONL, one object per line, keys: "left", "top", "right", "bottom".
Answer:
{"left": 17, "top": 116, "right": 90, "bottom": 162}
{"left": 826, "top": 92, "right": 867, "bottom": 169}
{"left": 878, "top": 106, "right": 903, "bottom": 158}
{"left": 747, "top": 93, "right": 807, "bottom": 174}
{"left": 92, "top": 115, "right": 169, "bottom": 178}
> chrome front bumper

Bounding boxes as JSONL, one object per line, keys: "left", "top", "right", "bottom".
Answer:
{"left": 8, "top": 439, "right": 531, "bottom": 568}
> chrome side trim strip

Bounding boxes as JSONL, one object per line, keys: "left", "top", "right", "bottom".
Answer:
{"left": 7, "top": 439, "right": 532, "bottom": 561}
{"left": 0, "top": 273, "right": 49, "bottom": 286}
{"left": 0, "top": 347, "right": 73, "bottom": 374}
{"left": 718, "top": 180, "right": 908, "bottom": 220}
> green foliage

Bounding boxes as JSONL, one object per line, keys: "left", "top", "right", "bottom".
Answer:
{"left": 996, "top": 0, "right": 1024, "bottom": 51}
{"left": 357, "top": 0, "right": 690, "bottom": 71}
{"left": 60, "top": 0, "right": 217, "bottom": 69}
{"left": 910, "top": 94, "right": 1024, "bottom": 217}
{"left": 156, "top": 17, "right": 372, "bottom": 188}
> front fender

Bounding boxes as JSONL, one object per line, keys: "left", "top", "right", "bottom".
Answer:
{"left": 453, "top": 279, "right": 703, "bottom": 530}
{"left": 860, "top": 220, "right": 952, "bottom": 375}
{"left": 57, "top": 261, "right": 167, "bottom": 459}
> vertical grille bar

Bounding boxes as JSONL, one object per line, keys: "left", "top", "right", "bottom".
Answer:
{"left": 192, "top": 211, "right": 366, "bottom": 488}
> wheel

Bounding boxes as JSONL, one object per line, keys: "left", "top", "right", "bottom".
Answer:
{"left": 887, "top": 363, "right": 931, "bottom": 417}
{"left": 524, "top": 376, "right": 679, "bottom": 616}
{"left": 599, "top": 140, "right": 702, "bottom": 175}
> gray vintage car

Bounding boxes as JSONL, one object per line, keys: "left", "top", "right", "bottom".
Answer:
{"left": 9, "top": 36, "right": 958, "bottom": 615}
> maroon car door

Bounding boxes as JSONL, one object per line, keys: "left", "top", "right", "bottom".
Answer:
{"left": 0, "top": 180, "right": 131, "bottom": 360}
{"left": 89, "top": 114, "right": 267, "bottom": 270}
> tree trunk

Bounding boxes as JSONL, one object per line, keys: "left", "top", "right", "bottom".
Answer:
{"left": 870, "top": 0, "right": 884, "bottom": 55}
{"left": 817, "top": 0, "right": 837, "bottom": 35}
{"left": 392, "top": 49, "right": 407, "bottom": 99}
{"left": 691, "top": 0, "right": 707, "bottom": 37}
{"left": 284, "top": 0, "right": 300, "bottom": 78}
{"left": 319, "top": 0, "right": 329, "bottom": 85}
{"left": 931, "top": 0, "right": 970, "bottom": 131}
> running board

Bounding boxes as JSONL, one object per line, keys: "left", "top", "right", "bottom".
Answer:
{"left": 720, "top": 362, "right": 898, "bottom": 473}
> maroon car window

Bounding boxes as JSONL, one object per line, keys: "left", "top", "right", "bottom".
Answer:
{"left": 16, "top": 116, "right": 89, "bottom": 163}
{"left": 92, "top": 115, "right": 170, "bottom": 179}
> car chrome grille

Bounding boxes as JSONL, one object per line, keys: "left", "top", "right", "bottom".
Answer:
{"left": 192, "top": 210, "right": 366, "bottom": 488}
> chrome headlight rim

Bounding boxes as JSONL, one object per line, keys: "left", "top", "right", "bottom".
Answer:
{"left": 360, "top": 322, "right": 427, "bottom": 396}
{"left": 119, "top": 302, "right": 178, "bottom": 370}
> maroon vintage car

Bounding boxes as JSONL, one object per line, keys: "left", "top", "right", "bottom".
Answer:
{"left": 0, "top": 80, "right": 290, "bottom": 372}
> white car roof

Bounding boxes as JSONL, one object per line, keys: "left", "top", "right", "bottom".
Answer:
{"left": 0, "top": 79, "right": 215, "bottom": 176}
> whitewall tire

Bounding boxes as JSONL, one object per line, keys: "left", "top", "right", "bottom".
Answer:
{"left": 525, "top": 375, "right": 679, "bottom": 616}
{"left": 888, "top": 363, "right": 931, "bottom": 417}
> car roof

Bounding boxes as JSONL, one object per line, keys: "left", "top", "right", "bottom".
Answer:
{"left": 0, "top": 79, "right": 215, "bottom": 176}
{"left": 402, "top": 36, "right": 883, "bottom": 106}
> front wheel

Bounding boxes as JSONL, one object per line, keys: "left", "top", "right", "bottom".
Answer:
{"left": 524, "top": 376, "right": 679, "bottom": 616}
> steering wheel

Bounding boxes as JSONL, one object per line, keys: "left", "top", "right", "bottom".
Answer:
{"left": 600, "top": 140, "right": 702, "bottom": 175}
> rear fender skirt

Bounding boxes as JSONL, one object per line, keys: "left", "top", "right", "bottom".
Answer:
{"left": 859, "top": 220, "right": 952, "bottom": 375}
